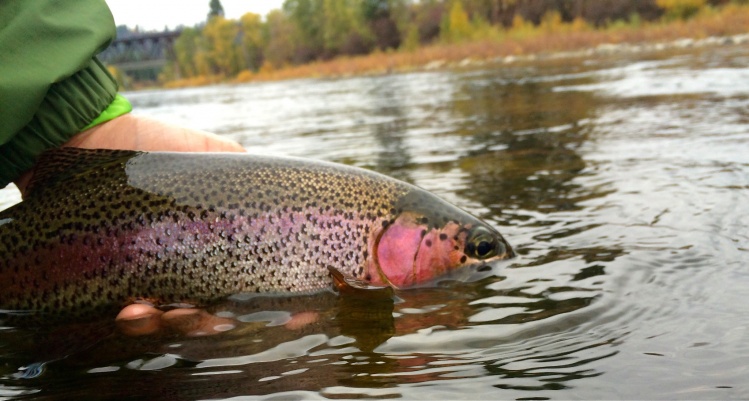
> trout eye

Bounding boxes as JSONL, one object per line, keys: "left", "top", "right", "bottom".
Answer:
{"left": 466, "top": 227, "right": 503, "bottom": 260}
{"left": 477, "top": 240, "right": 494, "bottom": 257}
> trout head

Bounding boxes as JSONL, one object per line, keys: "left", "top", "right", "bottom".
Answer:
{"left": 367, "top": 189, "right": 514, "bottom": 288}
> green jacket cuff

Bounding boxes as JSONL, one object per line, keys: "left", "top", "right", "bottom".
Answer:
{"left": 0, "top": 57, "right": 121, "bottom": 188}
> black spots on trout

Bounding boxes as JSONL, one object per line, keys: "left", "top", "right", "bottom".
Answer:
{"left": 439, "top": 233, "right": 448, "bottom": 241}
{"left": 3, "top": 152, "right": 416, "bottom": 312}
{"left": 460, "top": 255, "right": 467, "bottom": 263}
{"left": 425, "top": 239, "right": 433, "bottom": 247}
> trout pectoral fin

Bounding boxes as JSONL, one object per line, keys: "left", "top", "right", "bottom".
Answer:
{"left": 327, "top": 266, "right": 393, "bottom": 301}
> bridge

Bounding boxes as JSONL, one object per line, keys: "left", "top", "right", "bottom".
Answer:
{"left": 98, "top": 30, "right": 182, "bottom": 82}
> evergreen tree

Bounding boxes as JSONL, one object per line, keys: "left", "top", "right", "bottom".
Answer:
{"left": 208, "top": 0, "right": 225, "bottom": 19}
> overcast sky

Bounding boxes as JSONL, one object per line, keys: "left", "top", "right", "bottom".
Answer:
{"left": 106, "top": 0, "right": 285, "bottom": 31}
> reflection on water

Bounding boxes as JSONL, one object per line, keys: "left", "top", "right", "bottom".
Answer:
{"left": 366, "top": 78, "right": 412, "bottom": 183}
{"left": 2, "top": 44, "right": 749, "bottom": 399}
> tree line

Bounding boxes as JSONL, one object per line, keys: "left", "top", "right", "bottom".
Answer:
{"left": 150, "top": 0, "right": 734, "bottom": 81}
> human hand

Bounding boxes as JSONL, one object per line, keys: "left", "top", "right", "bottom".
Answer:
{"left": 13, "top": 114, "right": 245, "bottom": 196}
{"left": 115, "top": 303, "right": 320, "bottom": 337}
{"left": 116, "top": 304, "right": 237, "bottom": 337}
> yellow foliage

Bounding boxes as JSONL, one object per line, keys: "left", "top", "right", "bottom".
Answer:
{"left": 194, "top": 48, "right": 212, "bottom": 77}
{"left": 259, "top": 61, "right": 277, "bottom": 74}
{"left": 469, "top": 15, "right": 504, "bottom": 41}
{"left": 441, "top": 1, "right": 473, "bottom": 42}
{"left": 400, "top": 24, "right": 420, "bottom": 52}
{"left": 509, "top": 14, "right": 536, "bottom": 38}
{"left": 239, "top": 12, "right": 264, "bottom": 71}
{"left": 570, "top": 16, "right": 591, "bottom": 32}
{"left": 235, "top": 69, "right": 254, "bottom": 82}
{"left": 539, "top": 11, "right": 564, "bottom": 32}
{"left": 656, "top": 0, "right": 707, "bottom": 19}
{"left": 202, "top": 16, "right": 242, "bottom": 76}
{"left": 153, "top": 0, "right": 749, "bottom": 89}
{"left": 263, "top": 9, "right": 295, "bottom": 69}
{"left": 656, "top": 0, "right": 705, "bottom": 8}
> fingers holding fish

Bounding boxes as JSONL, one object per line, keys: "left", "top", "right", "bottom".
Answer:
{"left": 115, "top": 303, "right": 236, "bottom": 337}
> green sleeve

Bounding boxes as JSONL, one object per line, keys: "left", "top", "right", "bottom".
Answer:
{"left": 0, "top": 0, "right": 122, "bottom": 188}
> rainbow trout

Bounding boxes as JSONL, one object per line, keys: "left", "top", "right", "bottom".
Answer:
{"left": 0, "top": 148, "right": 513, "bottom": 315}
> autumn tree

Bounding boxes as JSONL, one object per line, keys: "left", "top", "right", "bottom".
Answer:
{"left": 322, "top": 0, "right": 373, "bottom": 55}
{"left": 656, "top": 0, "right": 706, "bottom": 19}
{"left": 173, "top": 27, "right": 200, "bottom": 77}
{"left": 264, "top": 9, "right": 296, "bottom": 68}
{"left": 203, "top": 16, "right": 242, "bottom": 76}
{"left": 414, "top": 0, "right": 445, "bottom": 43}
{"left": 389, "top": 0, "right": 420, "bottom": 50}
{"left": 159, "top": 0, "right": 724, "bottom": 84}
{"left": 187, "top": 31, "right": 211, "bottom": 77}
{"left": 239, "top": 13, "right": 264, "bottom": 72}
{"left": 441, "top": 0, "right": 473, "bottom": 42}
{"left": 363, "top": 0, "right": 404, "bottom": 50}
{"left": 284, "top": 0, "right": 325, "bottom": 62}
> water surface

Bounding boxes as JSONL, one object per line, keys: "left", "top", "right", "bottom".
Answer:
{"left": 1, "top": 44, "right": 748, "bottom": 400}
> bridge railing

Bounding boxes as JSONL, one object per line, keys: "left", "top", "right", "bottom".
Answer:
{"left": 98, "top": 30, "right": 182, "bottom": 81}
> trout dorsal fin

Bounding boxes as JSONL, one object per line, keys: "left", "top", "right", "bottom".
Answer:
{"left": 26, "top": 148, "right": 139, "bottom": 196}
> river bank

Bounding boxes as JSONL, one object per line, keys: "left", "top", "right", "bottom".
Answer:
{"left": 156, "top": 4, "right": 749, "bottom": 89}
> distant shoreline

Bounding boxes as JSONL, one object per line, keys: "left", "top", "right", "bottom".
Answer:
{"left": 152, "top": 6, "right": 749, "bottom": 89}
{"left": 157, "top": 34, "right": 748, "bottom": 90}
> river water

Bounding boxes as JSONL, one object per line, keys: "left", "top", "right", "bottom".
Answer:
{"left": 1, "top": 43, "right": 748, "bottom": 400}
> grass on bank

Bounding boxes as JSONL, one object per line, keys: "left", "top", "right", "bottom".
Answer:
{"left": 161, "top": 3, "right": 749, "bottom": 88}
